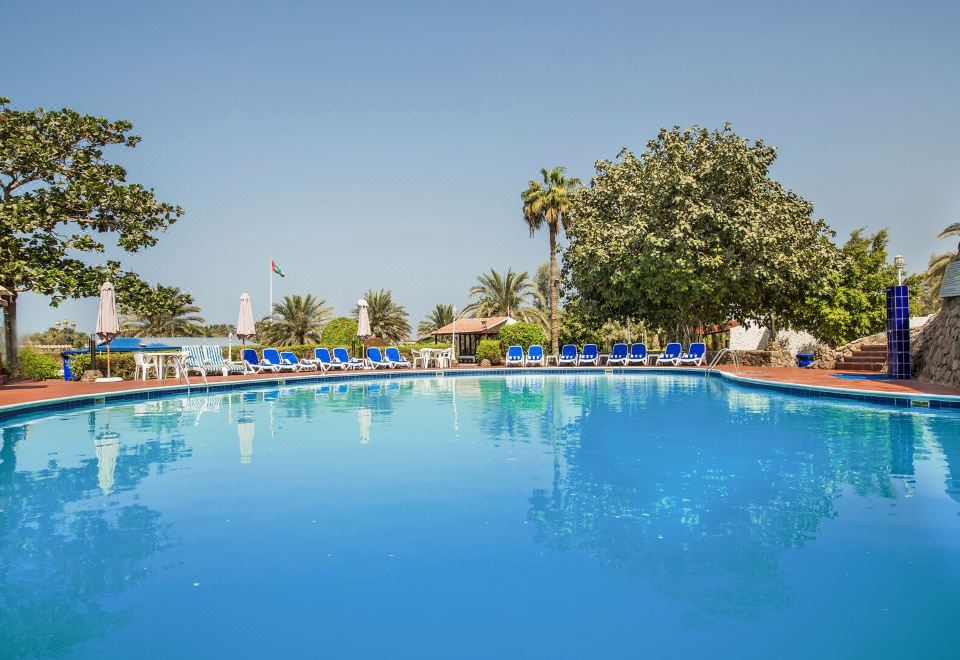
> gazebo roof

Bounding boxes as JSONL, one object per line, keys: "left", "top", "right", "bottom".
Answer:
{"left": 432, "top": 316, "right": 514, "bottom": 336}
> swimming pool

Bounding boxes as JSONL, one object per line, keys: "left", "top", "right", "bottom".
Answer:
{"left": 2, "top": 373, "right": 959, "bottom": 658}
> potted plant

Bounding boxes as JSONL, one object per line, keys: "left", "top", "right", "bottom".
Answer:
{"left": 796, "top": 342, "right": 817, "bottom": 368}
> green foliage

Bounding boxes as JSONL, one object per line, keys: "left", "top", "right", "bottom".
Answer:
{"left": 320, "top": 317, "right": 359, "bottom": 346}
{"left": 475, "top": 338, "right": 503, "bottom": 365}
{"left": 122, "top": 284, "right": 206, "bottom": 337}
{"left": 68, "top": 352, "right": 137, "bottom": 380}
{"left": 260, "top": 294, "right": 332, "bottom": 346}
{"left": 498, "top": 322, "right": 547, "bottom": 352}
{"left": 16, "top": 348, "right": 60, "bottom": 380}
{"left": 24, "top": 323, "right": 87, "bottom": 348}
{"left": 798, "top": 229, "right": 896, "bottom": 346}
{"left": 417, "top": 304, "right": 454, "bottom": 337}
{"left": 558, "top": 304, "right": 603, "bottom": 348}
{"left": 204, "top": 323, "right": 235, "bottom": 337}
{"left": 924, "top": 251, "right": 958, "bottom": 313}
{"left": 463, "top": 268, "right": 546, "bottom": 325}
{"left": 354, "top": 289, "right": 411, "bottom": 342}
{"left": 0, "top": 96, "right": 183, "bottom": 366}
{"left": 564, "top": 124, "right": 837, "bottom": 340}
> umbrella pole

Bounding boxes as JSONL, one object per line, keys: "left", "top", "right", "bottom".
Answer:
{"left": 106, "top": 342, "right": 111, "bottom": 378}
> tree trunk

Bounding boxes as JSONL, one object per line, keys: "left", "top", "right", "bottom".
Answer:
{"left": 4, "top": 289, "right": 17, "bottom": 374}
{"left": 549, "top": 225, "right": 560, "bottom": 356}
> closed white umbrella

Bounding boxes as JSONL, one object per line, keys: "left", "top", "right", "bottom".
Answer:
{"left": 237, "top": 292, "right": 256, "bottom": 342}
{"left": 95, "top": 281, "right": 121, "bottom": 381}
{"left": 357, "top": 298, "right": 371, "bottom": 362}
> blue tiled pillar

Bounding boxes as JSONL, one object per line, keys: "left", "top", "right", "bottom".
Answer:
{"left": 886, "top": 285, "right": 910, "bottom": 379}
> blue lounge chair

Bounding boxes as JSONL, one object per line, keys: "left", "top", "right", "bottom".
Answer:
{"left": 241, "top": 348, "right": 275, "bottom": 373}
{"left": 263, "top": 348, "right": 298, "bottom": 372}
{"left": 204, "top": 345, "right": 245, "bottom": 376}
{"left": 526, "top": 345, "right": 544, "bottom": 367}
{"left": 281, "top": 351, "right": 317, "bottom": 371}
{"left": 580, "top": 343, "right": 599, "bottom": 366}
{"left": 607, "top": 343, "right": 628, "bottom": 366}
{"left": 366, "top": 347, "right": 391, "bottom": 369}
{"left": 656, "top": 343, "right": 683, "bottom": 366}
{"left": 505, "top": 345, "right": 524, "bottom": 367}
{"left": 333, "top": 347, "right": 364, "bottom": 370}
{"left": 627, "top": 343, "right": 647, "bottom": 366}
{"left": 559, "top": 344, "right": 578, "bottom": 366}
{"left": 678, "top": 342, "right": 707, "bottom": 366}
{"left": 309, "top": 347, "right": 343, "bottom": 371}
{"left": 384, "top": 347, "right": 410, "bottom": 368}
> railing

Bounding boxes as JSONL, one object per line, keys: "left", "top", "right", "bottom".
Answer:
{"left": 707, "top": 348, "right": 741, "bottom": 376}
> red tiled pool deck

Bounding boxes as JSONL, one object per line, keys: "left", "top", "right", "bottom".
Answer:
{"left": 1, "top": 365, "right": 958, "bottom": 412}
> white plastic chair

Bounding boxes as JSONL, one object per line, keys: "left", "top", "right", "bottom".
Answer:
{"left": 133, "top": 352, "right": 159, "bottom": 380}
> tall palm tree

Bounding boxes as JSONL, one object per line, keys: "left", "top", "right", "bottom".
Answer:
{"left": 261, "top": 294, "right": 331, "bottom": 346}
{"left": 522, "top": 166, "right": 581, "bottom": 354}
{"left": 355, "top": 289, "right": 411, "bottom": 342}
{"left": 417, "top": 303, "right": 454, "bottom": 338}
{"left": 122, "top": 284, "right": 206, "bottom": 337}
{"left": 462, "top": 268, "right": 546, "bottom": 325}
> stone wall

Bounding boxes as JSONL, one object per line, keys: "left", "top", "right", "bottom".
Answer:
{"left": 912, "top": 296, "right": 960, "bottom": 389}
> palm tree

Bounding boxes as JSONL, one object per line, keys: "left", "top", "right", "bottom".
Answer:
{"left": 462, "top": 268, "right": 546, "bottom": 325}
{"left": 355, "top": 289, "right": 411, "bottom": 342}
{"left": 522, "top": 166, "right": 581, "bottom": 354}
{"left": 925, "top": 223, "right": 960, "bottom": 311}
{"left": 261, "top": 294, "right": 331, "bottom": 346}
{"left": 122, "top": 284, "right": 206, "bottom": 337}
{"left": 417, "top": 303, "right": 454, "bottom": 338}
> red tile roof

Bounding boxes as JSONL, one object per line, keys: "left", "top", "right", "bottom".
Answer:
{"left": 432, "top": 316, "right": 512, "bottom": 336}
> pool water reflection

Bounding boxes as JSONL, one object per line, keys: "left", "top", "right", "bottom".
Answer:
{"left": 1, "top": 375, "right": 959, "bottom": 658}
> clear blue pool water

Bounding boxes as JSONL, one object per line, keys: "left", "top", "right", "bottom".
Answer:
{"left": 2, "top": 374, "right": 960, "bottom": 658}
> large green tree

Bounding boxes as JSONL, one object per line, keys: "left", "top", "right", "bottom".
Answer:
{"left": 354, "top": 289, "right": 411, "bottom": 342}
{"left": 522, "top": 167, "right": 581, "bottom": 354}
{"left": 462, "top": 268, "right": 546, "bottom": 325}
{"left": 121, "top": 284, "right": 206, "bottom": 337}
{"left": 0, "top": 97, "right": 182, "bottom": 367}
{"left": 261, "top": 294, "right": 331, "bottom": 346}
{"left": 798, "top": 229, "right": 897, "bottom": 346}
{"left": 564, "top": 125, "right": 837, "bottom": 340}
{"left": 417, "top": 303, "right": 454, "bottom": 338}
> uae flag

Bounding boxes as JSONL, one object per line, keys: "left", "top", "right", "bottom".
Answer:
{"left": 271, "top": 260, "right": 285, "bottom": 277}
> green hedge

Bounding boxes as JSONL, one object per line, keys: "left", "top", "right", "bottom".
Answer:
{"left": 475, "top": 338, "right": 502, "bottom": 365}
{"left": 68, "top": 352, "right": 139, "bottom": 381}
{"left": 17, "top": 348, "right": 61, "bottom": 380}
{"left": 498, "top": 322, "right": 547, "bottom": 353}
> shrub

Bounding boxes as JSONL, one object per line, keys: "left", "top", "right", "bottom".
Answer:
{"left": 321, "top": 317, "right": 359, "bottom": 347}
{"left": 17, "top": 348, "right": 61, "bottom": 380}
{"left": 498, "top": 322, "right": 547, "bottom": 353}
{"left": 68, "top": 352, "right": 138, "bottom": 381}
{"left": 475, "top": 339, "right": 503, "bottom": 366}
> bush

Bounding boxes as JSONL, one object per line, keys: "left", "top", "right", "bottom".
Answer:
{"left": 321, "top": 317, "right": 359, "bottom": 347}
{"left": 475, "top": 339, "right": 503, "bottom": 366}
{"left": 498, "top": 322, "right": 547, "bottom": 353}
{"left": 68, "top": 352, "right": 138, "bottom": 380}
{"left": 17, "top": 349, "right": 62, "bottom": 380}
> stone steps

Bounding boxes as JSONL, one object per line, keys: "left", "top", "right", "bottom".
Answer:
{"left": 838, "top": 343, "right": 886, "bottom": 372}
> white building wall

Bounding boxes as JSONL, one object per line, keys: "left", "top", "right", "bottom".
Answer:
{"left": 729, "top": 323, "right": 817, "bottom": 354}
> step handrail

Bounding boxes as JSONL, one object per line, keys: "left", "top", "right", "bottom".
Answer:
{"left": 707, "top": 348, "right": 740, "bottom": 376}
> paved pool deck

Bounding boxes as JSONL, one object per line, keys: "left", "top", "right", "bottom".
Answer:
{"left": 1, "top": 365, "right": 959, "bottom": 414}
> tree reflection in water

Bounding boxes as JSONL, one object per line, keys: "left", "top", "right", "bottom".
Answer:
{"left": 0, "top": 402, "right": 192, "bottom": 657}
{"left": 523, "top": 376, "right": 945, "bottom": 622}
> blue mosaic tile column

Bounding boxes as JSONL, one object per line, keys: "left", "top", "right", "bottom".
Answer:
{"left": 886, "top": 285, "right": 910, "bottom": 379}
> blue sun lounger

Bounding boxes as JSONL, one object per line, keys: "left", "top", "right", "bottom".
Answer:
{"left": 526, "top": 345, "right": 544, "bottom": 366}
{"left": 241, "top": 348, "right": 274, "bottom": 373}
{"left": 333, "top": 347, "right": 364, "bottom": 370}
{"left": 627, "top": 343, "right": 647, "bottom": 366}
{"left": 281, "top": 351, "right": 317, "bottom": 371}
{"left": 607, "top": 343, "right": 628, "bottom": 366}
{"left": 678, "top": 342, "right": 707, "bottom": 366}
{"left": 366, "top": 347, "right": 391, "bottom": 369}
{"left": 384, "top": 347, "right": 410, "bottom": 368}
{"left": 559, "top": 344, "right": 578, "bottom": 366}
{"left": 655, "top": 343, "right": 683, "bottom": 366}
{"left": 263, "top": 348, "right": 298, "bottom": 372}
{"left": 579, "top": 343, "right": 599, "bottom": 366}
{"left": 505, "top": 345, "right": 524, "bottom": 367}
{"left": 308, "top": 347, "right": 342, "bottom": 371}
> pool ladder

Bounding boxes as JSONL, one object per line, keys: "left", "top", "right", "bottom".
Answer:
{"left": 706, "top": 348, "right": 741, "bottom": 376}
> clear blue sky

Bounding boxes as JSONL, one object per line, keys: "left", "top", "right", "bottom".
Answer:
{"left": 5, "top": 0, "right": 959, "bottom": 333}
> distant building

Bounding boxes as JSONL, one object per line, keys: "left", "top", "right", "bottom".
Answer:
{"left": 431, "top": 316, "right": 516, "bottom": 362}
